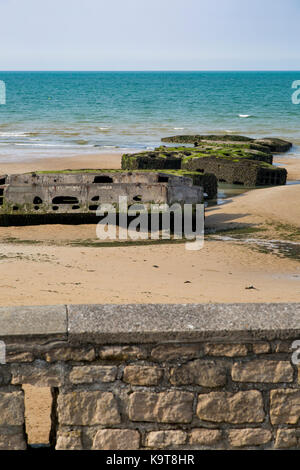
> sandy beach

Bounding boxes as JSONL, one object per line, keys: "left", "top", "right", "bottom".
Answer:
{"left": 0, "top": 152, "right": 299, "bottom": 308}
{"left": 0, "top": 152, "right": 122, "bottom": 174}
{"left": 2, "top": 0, "right": 300, "bottom": 451}
{"left": 2, "top": 151, "right": 298, "bottom": 446}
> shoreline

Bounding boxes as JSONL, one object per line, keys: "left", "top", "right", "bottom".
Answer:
{"left": 0, "top": 151, "right": 298, "bottom": 178}
{"left": 0, "top": 150, "right": 298, "bottom": 307}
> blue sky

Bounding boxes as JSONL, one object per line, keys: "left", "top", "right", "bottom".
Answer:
{"left": 0, "top": 0, "right": 299, "bottom": 70}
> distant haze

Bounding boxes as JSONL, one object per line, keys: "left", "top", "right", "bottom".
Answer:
{"left": 0, "top": 0, "right": 299, "bottom": 70}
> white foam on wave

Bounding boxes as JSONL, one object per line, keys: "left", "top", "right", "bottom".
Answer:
{"left": 174, "top": 127, "right": 184, "bottom": 130}
{"left": 238, "top": 114, "right": 252, "bottom": 118}
{"left": 14, "top": 143, "right": 81, "bottom": 148}
{"left": 0, "top": 132, "right": 31, "bottom": 137}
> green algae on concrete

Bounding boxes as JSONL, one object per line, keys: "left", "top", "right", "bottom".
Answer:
{"left": 161, "top": 134, "right": 292, "bottom": 153}
{"left": 121, "top": 134, "right": 290, "bottom": 188}
{"left": 156, "top": 145, "right": 273, "bottom": 164}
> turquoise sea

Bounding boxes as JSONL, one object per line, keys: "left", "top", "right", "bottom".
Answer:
{"left": 0, "top": 71, "right": 299, "bottom": 162}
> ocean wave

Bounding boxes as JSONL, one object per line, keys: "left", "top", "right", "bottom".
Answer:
{"left": 14, "top": 143, "right": 82, "bottom": 148}
{"left": 174, "top": 127, "right": 184, "bottom": 130}
{"left": 238, "top": 114, "right": 252, "bottom": 118}
{"left": 0, "top": 132, "right": 33, "bottom": 137}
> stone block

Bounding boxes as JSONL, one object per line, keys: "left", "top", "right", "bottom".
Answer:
{"left": 93, "top": 429, "right": 140, "bottom": 450}
{"left": 0, "top": 392, "right": 24, "bottom": 426}
{"left": 232, "top": 360, "right": 293, "bottom": 383}
{"left": 123, "top": 366, "right": 163, "bottom": 386}
{"left": 57, "top": 391, "right": 121, "bottom": 426}
{"left": 204, "top": 343, "right": 247, "bottom": 357}
{"left": 129, "top": 391, "right": 194, "bottom": 423}
{"left": 270, "top": 389, "right": 300, "bottom": 424}
{"left": 146, "top": 431, "right": 187, "bottom": 448}
{"left": 228, "top": 428, "right": 272, "bottom": 447}
{"left": 170, "top": 360, "right": 226, "bottom": 387}
{"left": 197, "top": 391, "right": 264, "bottom": 424}
{"left": 69, "top": 366, "right": 117, "bottom": 384}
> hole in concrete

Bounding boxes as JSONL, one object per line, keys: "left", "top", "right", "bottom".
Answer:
{"left": 158, "top": 176, "right": 169, "bottom": 183}
{"left": 219, "top": 179, "right": 227, "bottom": 183}
{"left": 0, "top": 189, "right": 3, "bottom": 196}
{"left": 0, "top": 178, "right": 6, "bottom": 185}
{"left": 33, "top": 196, "right": 43, "bottom": 205}
{"left": 93, "top": 176, "right": 113, "bottom": 183}
{"left": 89, "top": 205, "right": 98, "bottom": 211}
{"left": 91, "top": 196, "right": 100, "bottom": 201}
{"left": 133, "top": 195, "right": 142, "bottom": 202}
{"left": 13, "top": 206, "right": 19, "bottom": 211}
{"left": 34, "top": 206, "right": 40, "bottom": 210}
{"left": 233, "top": 181, "right": 244, "bottom": 186}
{"left": 72, "top": 205, "right": 80, "bottom": 210}
{"left": 52, "top": 196, "right": 79, "bottom": 205}
{"left": 52, "top": 206, "right": 59, "bottom": 211}
{"left": 22, "top": 385, "right": 56, "bottom": 449}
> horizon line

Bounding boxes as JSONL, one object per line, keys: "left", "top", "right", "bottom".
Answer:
{"left": 0, "top": 69, "right": 300, "bottom": 73}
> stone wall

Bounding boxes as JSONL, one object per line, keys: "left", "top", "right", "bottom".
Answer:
{"left": 0, "top": 304, "right": 300, "bottom": 450}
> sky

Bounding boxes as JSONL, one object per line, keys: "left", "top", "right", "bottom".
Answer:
{"left": 0, "top": 0, "right": 299, "bottom": 70}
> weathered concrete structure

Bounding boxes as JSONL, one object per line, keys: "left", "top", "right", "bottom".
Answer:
{"left": 0, "top": 171, "right": 203, "bottom": 217}
{"left": 122, "top": 135, "right": 290, "bottom": 187}
{"left": 182, "top": 155, "right": 287, "bottom": 186}
{"left": 157, "top": 144, "right": 274, "bottom": 164}
{"left": 0, "top": 303, "right": 299, "bottom": 450}
{"left": 161, "top": 135, "right": 293, "bottom": 153}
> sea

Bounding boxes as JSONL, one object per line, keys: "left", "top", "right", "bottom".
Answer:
{"left": 0, "top": 71, "right": 300, "bottom": 162}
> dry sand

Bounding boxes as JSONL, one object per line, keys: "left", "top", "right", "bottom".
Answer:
{"left": 0, "top": 152, "right": 122, "bottom": 174}
{"left": 206, "top": 184, "right": 300, "bottom": 232}
{"left": 274, "top": 155, "right": 300, "bottom": 181}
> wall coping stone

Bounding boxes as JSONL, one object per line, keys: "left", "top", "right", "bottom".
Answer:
{"left": 0, "top": 305, "right": 67, "bottom": 338}
{"left": 67, "top": 303, "right": 300, "bottom": 343}
{"left": 1, "top": 303, "right": 299, "bottom": 343}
